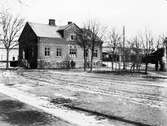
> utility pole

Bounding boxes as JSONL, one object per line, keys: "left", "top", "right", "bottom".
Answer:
{"left": 123, "top": 26, "right": 126, "bottom": 70}
{"left": 163, "top": 37, "right": 167, "bottom": 71}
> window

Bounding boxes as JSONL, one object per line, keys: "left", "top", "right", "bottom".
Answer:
{"left": 70, "top": 34, "right": 76, "bottom": 40}
{"left": 71, "top": 35, "right": 74, "bottom": 40}
{"left": 56, "top": 48, "right": 62, "bottom": 57}
{"left": 13, "top": 56, "right": 15, "bottom": 61}
{"left": 45, "top": 47, "right": 50, "bottom": 56}
{"left": 69, "top": 45, "right": 77, "bottom": 57}
{"left": 93, "top": 49, "right": 98, "bottom": 57}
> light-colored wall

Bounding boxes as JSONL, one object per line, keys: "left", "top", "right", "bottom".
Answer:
{"left": 64, "top": 24, "right": 102, "bottom": 66}
{"left": 37, "top": 37, "right": 102, "bottom": 68}
{"left": 64, "top": 24, "right": 76, "bottom": 41}
{"left": 37, "top": 37, "right": 85, "bottom": 68}
{"left": 36, "top": 24, "right": 102, "bottom": 68}
{"left": 37, "top": 37, "right": 68, "bottom": 68}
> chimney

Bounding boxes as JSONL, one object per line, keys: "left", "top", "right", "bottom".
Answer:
{"left": 68, "top": 21, "right": 72, "bottom": 25}
{"left": 49, "top": 19, "right": 55, "bottom": 26}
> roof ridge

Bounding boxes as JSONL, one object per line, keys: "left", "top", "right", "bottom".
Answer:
{"left": 28, "top": 21, "right": 71, "bottom": 28}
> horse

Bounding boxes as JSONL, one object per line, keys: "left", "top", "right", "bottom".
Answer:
{"left": 142, "top": 48, "right": 165, "bottom": 73}
{"left": 130, "top": 54, "right": 142, "bottom": 72}
{"left": 130, "top": 48, "right": 165, "bottom": 73}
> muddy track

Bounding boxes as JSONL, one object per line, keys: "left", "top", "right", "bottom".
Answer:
{"left": 64, "top": 104, "right": 152, "bottom": 126}
{"left": 24, "top": 70, "right": 167, "bottom": 88}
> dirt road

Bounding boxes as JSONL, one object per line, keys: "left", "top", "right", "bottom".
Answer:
{"left": 0, "top": 70, "right": 167, "bottom": 126}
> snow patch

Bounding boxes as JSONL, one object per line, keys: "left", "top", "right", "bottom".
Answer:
{"left": 54, "top": 93, "right": 77, "bottom": 100}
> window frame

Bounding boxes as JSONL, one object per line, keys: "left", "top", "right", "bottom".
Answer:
{"left": 69, "top": 45, "right": 77, "bottom": 57}
{"left": 70, "top": 34, "right": 76, "bottom": 41}
{"left": 45, "top": 47, "right": 50, "bottom": 56}
{"left": 56, "top": 48, "right": 62, "bottom": 57}
{"left": 93, "top": 49, "right": 98, "bottom": 57}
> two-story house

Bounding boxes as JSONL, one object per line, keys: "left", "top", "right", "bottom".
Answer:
{"left": 18, "top": 19, "right": 102, "bottom": 69}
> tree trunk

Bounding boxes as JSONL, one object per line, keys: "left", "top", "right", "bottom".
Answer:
{"left": 145, "top": 63, "right": 148, "bottom": 74}
{"left": 90, "top": 44, "right": 94, "bottom": 72}
{"left": 111, "top": 53, "right": 113, "bottom": 70}
{"left": 83, "top": 48, "right": 87, "bottom": 71}
{"left": 111, "top": 61, "right": 113, "bottom": 70}
{"left": 6, "top": 49, "right": 9, "bottom": 70}
{"left": 90, "top": 52, "right": 93, "bottom": 72}
{"left": 112, "top": 48, "right": 116, "bottom": 70}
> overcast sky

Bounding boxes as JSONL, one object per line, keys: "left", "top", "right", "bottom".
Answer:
{"left": 1, "top": 0, "right": 167, "bottom": 38}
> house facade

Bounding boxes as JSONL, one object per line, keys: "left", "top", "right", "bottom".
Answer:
{"left": 18, "top": 19, "right": 102, "bottom": 69}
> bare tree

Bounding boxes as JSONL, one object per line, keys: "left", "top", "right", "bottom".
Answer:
{"left": 156, "top": 34, "right": 166, "bottom": 49}
{"left": 75, "top": 28, "right": 90, "bottom": 71}
{"left": 85, "top": 20, "right": 105, "bottom": 72}
{"left": 0, "top": 10, "right": 24, "bottom": 69}
{"left": 144, "top": 31, "right": 154, "bottom": 53}
{"left": 107, "top": 28, "right": 122, "bottom": 69}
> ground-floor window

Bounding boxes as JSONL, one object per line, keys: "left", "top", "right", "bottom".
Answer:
{"left": 56, "top": 48, "right": 62, "bottom": 57}
{"left": 45, "top": 47, "right": 50, "bottom": 56}
{"left": 69, "top": 45, "right": 77, "bottom": 57}
{"left": 93, "top": 49, "right": 98, "bottom": 57}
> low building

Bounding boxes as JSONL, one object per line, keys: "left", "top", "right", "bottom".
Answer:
{"left": 102, "top": 43, "right": 145, "bottom": 62}
{"left": 18, "top": 19, "right": 102, "bottom": 69}
{"left": 0, "top": 45, "right": 18, "bottom": 62}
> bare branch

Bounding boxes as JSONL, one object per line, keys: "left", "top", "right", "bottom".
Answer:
{"left": 107, "top": 27, "right": 122, "bottom": 52}
{"left": 0, "top": 10, "right": 24, "bottom": 69}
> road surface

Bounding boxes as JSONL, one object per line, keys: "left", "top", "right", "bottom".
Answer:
{"left": 0, "top": 70, "right": 167, "bottom": 126}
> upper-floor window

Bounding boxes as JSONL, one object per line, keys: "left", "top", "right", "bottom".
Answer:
{"left": 13, "top": 56, "right": 15, "bottom": 61}
{"left": 45, "top": 47, "right": 50, "bottom": 56}
{"left": 93, "top": 49, "right": 98, "bottom": 57}
{"left": 69, "top": 45, "right": 77, "bottom": 57}
{"left": 56, "top": 48, "right": 62, "bottom": 57}
{"left": 70, "top": 34, "right": 76, "bottom": 41}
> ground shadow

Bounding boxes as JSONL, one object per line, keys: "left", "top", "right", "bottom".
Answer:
{"left": 3, "top": 110, "right": 51, "bottom": 126}
{"left": 142, "top": 76, "right": 167, "bottom": 80}
{"left": 50, "top": 98, "right": 72, "bottom": 104}
{"left": 0, "top": 100, "right": 24, "bottom": 112}
{"left": 93, "top": 70, "right": 146, "bottom": 76}
{"left": 0, "top": 100, "right": 51, "bottom": 126}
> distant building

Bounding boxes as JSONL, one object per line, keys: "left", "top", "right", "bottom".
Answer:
{"left": 18, "top": 19, "right": 102, "bottom": 69}
{"left": 0, "top": 45, "right": 18, "bottom": 62}
{"left": 102, "top": 43, "right": 145, "bottom": 62}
